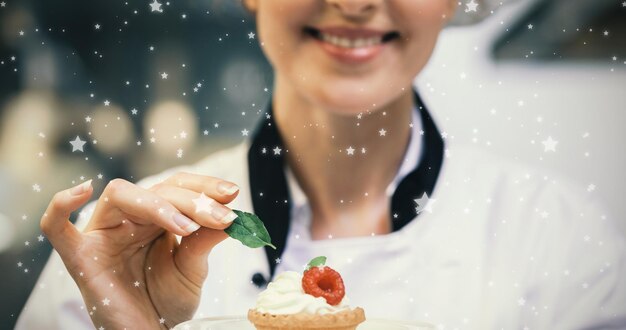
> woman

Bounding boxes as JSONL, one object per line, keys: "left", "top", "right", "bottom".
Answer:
{"left": 17, "top": 0, "right": 626, "bottom": 329}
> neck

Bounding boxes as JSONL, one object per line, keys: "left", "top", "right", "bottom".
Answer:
{"left": 272, "top": 77, "right": 415, "bottom": 238}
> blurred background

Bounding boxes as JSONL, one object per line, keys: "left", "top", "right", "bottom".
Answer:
{"left": 0, "top": 0, "right": 624, "bottom": 328}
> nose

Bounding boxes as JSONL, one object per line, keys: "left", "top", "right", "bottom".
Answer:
{"left": 326, "top": 0, "right": 380, "bottom": 17}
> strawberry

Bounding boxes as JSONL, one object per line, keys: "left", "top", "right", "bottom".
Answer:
{"left": 302, "top": 262, "right": 346, "bottom": 306}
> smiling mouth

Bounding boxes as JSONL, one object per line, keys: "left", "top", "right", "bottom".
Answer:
{"left": 303, "top": 27, "right": 400, "bottom": 48}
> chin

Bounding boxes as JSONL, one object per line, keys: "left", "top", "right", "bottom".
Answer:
{"left": 305, "top": 82, "right": 396, "bottom": 117}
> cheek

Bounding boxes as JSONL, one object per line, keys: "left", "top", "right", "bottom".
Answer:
{"left": 400, "top": 1, "right": 450, "bottom": 41}
{"left": 255, "top": 2, "right": 313, "bottom": 70}
{"left": 396, "top": 2, "right": 449, "bottom": 69}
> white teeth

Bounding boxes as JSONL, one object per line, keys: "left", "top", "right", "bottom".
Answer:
{"left": 319, "top": 32, "right": 383, "bottom": 48}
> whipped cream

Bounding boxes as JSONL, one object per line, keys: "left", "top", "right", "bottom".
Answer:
{"left": 254, "top": 271, "right": 351, "bottom": 315}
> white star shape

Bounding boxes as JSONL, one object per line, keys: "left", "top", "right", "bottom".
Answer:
{"left": 94, "top": 24, "right": 101, "bottom": 30}
{"left": 541, "top": 136, "right": 558, "bottom": 152}
{"left": 414, "top": 192, "right": 436, "bottom": 214}
{"left": 37, "top": 235, "right": 44, "bottom": 242}
{"left": 85, "top": 116, "right": 92, "bottom": 122}
{"left": 248, "top": 32, "right": 255, "bottom": 39}
{"left": 192, "top": 193, "right": 215, "bottom": 214}
{"left": 527, "top": 24, "right": 533, "bottom": 30}
{"left": 273, "top": 146, "right": 282, "bottom": 155}
{"left": 149, "top": 0, "right": 163, "bottom": 12}
{"left": 0, "top": 2, "right": 6, "bottom": 7}
{"left": 161, "top": 72, "right": 168, "bottom": 79}
{"left": 70, "top": 136, "right": 86, "bottom": 152}
{"left": 346, "top": 146, "right": 355, "bottom": 155}
{"left": 134, "top": 281, "right": 140, "bottom": 287}
{"left": 379, "top": 128, "right": 386, "bottom": 136}
{"left": 465, "top": 0, "right": 478, "bottom": 12}
{"left": 103, "top": 100, "right": 110, "bottom": 106}
{"left": 242, "top": 129, "right": 249, "bottom": 136}
{"left": 131, "top": 108, "right": 138, "bottom": 115}
{"left": 102, "top": 298, "right": 110, "bottom": 306}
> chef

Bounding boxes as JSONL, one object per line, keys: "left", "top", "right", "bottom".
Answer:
{"left": 16, "top": 0, "right": 626, "bottom": 329}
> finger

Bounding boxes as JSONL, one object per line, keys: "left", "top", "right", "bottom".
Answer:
{"left": 175, "top": 227, "right": 229, "bottom": 285}
{"left": 88, "top": 179, "right": 201, "bottom": 236}
{"left": 41, "top": 180, "right": 94, "bottom": 255}
{"left": 162, "top": 172, "right": 239, "bottom": 204}
{"left": 151, "top": 184, "right": 238, "bottom": 230}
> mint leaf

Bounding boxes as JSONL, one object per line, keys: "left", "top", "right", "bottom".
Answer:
{"left": 306, "top": 256, "right": 327, "bottom": 270}
{"left": 225, "top": 210, "right": 276, "bottom": 249}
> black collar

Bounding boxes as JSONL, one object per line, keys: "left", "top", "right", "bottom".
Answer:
{"left": 247, "top": 89, "right": 444, "bottom": 279}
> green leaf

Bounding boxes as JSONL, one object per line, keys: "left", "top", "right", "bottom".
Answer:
{"left": 224, "top": 210, "right": 276, "bottom": 249}
{"left": 306, "top": 256, "right": 327, "bottom": 270}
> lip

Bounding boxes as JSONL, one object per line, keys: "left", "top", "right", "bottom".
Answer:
{"left": 315, "top": 26, "right": 390, "bottom": 39}
{"left": 304, "top": 26, "right": 399, "bottom": 64}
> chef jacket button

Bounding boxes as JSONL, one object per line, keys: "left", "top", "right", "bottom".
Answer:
{"left": 251, "top": 272, "right": 267, "bottom": 288}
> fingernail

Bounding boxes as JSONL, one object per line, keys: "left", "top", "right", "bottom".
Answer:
{"left": 213, "top": 207, "right": 238, "bottom": 224}
{"left": 70, "top": 180, "right": 92, "bottom": 196}
{"left": 173, "top": 213, "right": 200, "bottom": 233}
{"left": 217, "top": 182, "right": 239, "bottom": 196}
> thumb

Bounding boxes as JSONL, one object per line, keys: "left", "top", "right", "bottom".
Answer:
{"left": 175, "top": 228, "right": 228, "bottom": 285}
{"left": 41, "top": 180, "right": 94, "bottom": 256}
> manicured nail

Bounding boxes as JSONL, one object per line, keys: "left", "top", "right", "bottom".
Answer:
{"left": 217, "top": 182, "right": 239, "bottom": 196}
{"left": 70, "top": 180, "right": 92, "bottom": 196}
{"left": 223, "top": 211, "right": 238, "bottom": 224}
{"left": 173, "top": 213, "right": 200, "bottom": 233}
{"left": 213, "top": 207, "right": 238, "bottom": 224}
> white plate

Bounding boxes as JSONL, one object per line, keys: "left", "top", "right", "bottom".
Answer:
{"left": 173, "top": 316, "right": 435, "bottom": 330}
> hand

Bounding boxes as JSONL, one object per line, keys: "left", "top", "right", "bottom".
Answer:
{"left": 40, "top": 173, "right": 240, "bottom": 329}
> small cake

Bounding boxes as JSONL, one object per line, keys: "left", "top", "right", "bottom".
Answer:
{"left": 248, "top": 257, "right": 366, "bottom": 330}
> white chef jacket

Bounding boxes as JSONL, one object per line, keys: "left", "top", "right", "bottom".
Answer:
{"left": 16, "top": 98, "right": 626, "bottom": 330}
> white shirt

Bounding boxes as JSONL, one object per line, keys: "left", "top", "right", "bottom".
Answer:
{"left": 16, "top": 111, "right": 626, "bottom": 329}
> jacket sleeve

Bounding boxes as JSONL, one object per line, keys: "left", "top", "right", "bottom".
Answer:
{"left": 556, "top": 201, "right": 626, "bottom": 329}
{"left": 532, "top": 189, "right": 626, "bottom": 329}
